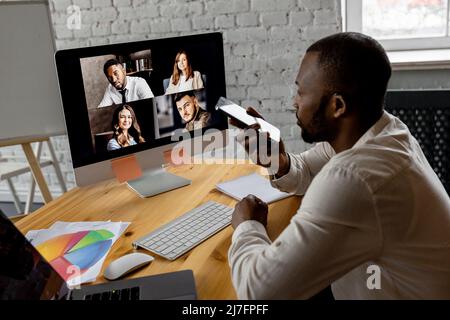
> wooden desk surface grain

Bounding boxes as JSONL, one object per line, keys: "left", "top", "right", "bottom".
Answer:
{"left": 16, "top": 163, "right": 301, "bottom": 299}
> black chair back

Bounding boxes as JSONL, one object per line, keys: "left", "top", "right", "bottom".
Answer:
{"left": 385, "top": 90, "right": 450, "bottom": 193}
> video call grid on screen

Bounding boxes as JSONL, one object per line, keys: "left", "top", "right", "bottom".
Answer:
{"left": 55, "top": 32, "right": 227, "bottom": 168}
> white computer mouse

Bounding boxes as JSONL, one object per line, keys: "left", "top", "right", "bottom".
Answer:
{"left": 104, "top": 252, "right": 154, "bottom": 280}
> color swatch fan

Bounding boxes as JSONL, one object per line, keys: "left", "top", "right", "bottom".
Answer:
{"left": 36, "top": 230, "right": 114, "bottom": 281}
{"left": 26, "top": 220, "right": 129, "bottom": 286}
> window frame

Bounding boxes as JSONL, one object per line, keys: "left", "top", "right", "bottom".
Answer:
{"left": 342, "top": 0, "right": 450, "bottom": 51}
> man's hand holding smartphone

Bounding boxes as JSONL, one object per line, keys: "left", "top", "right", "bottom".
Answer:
{"left": 230, "top": 107, "right": 290, "bottom": 178}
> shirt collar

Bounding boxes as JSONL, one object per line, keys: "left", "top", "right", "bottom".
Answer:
{"left": 123, "top": 76, "right": 131, "bottom": 91}
{"left": 112, "top": 76, "right": 131, "bottom": 93}
{"left": 352, "top": 111, "right": 391, "bottom": 149}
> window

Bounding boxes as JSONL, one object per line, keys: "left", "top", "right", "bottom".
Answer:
{"left": 343, "top": 0, "right": 450, "bottom": 68}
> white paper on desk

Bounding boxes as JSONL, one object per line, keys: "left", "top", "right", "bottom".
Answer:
{"left": 48, "top": 220, "right": 130, "bottom": 236}
{"left": 216, "top": 173, "right": 293, "bottom": 204}
{"left": 25, "top": 221, "right": 130, "bottom": 288}
{"left": 26, "top": 229, "right": 47, "bottom": 243}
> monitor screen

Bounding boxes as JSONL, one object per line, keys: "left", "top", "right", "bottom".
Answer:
{"left": 55, "top": 32, "right": 227, "bottom": 170}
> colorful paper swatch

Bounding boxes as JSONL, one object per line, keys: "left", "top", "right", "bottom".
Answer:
{"left": 36, "top": 229, "right": 114, "bottom": 281}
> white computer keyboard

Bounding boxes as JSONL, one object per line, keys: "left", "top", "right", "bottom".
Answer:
{"left": 132, "top": 201, "right": 233, "bottom": 260}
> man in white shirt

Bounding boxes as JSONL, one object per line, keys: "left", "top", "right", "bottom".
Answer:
{"left": 228, "top": 32, "right": 450, "bottom": 299}
{"left": 98, "top": 59, "right": 154, "bottom": 108}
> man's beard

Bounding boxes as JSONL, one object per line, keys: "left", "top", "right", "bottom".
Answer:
{"left": 299, "top": 95, "right": 330, "bottom": 144}
{"left": 184, "top": 105, "right": 199, "bottom": 124}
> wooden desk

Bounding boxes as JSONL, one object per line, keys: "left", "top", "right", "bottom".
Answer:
{"left": 15, "top": 163, "right": 301, "bottom": 299}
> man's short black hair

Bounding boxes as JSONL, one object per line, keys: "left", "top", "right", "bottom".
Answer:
{"left": 306, "top": 32, "right": 392, "bottom": 124}
{"left": 103, "top": 59, "right": 121, "bottom": 75}
{"left": 174, "top": 90, "right": 196, "bottom": 103}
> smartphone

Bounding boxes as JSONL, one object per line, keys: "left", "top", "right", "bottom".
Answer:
{"left": 215, "top": 97, "right": 280, "bottom": 142}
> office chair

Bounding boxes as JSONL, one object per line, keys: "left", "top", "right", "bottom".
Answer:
{"left": 163, "top": 77, "right": 170, "bottom": 93}
{"left": 94, "top": 131, "right": 114, "bottom": 153}
{"left": 385, "top": 90, "right": 450, "bottom": 193}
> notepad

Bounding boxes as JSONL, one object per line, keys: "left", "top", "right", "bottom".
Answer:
{"left": 216, "top": 173, "right": 293, "bottom": 204}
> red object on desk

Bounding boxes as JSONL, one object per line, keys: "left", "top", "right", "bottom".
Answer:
{"left": 111, "top": 155, "right": 142, "bottom": 183}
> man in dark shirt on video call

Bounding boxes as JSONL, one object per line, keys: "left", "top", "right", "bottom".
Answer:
{"left": 174, "top": 91, "right": 212, "bottom": 131}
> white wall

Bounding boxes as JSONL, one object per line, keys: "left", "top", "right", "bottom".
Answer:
{"left": 0, "top": 0, "right": 342, "bottom": 202}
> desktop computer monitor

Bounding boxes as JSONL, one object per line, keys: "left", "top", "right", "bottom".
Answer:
{"left": 55, "top": 32, "right": 227, "bottom": 196}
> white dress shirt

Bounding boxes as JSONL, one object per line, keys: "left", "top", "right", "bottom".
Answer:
{"left": 165, "top": 71, "right": 204, "bottom": 95}
{"left": 98, "top": 76, "right": 154, "bottom": 108}
{"left": 228, "top": 111, "right": 450, "bottom": 299}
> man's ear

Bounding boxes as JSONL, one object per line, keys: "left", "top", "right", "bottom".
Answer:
{"left": 331, "top": 94, "right": 346, "bottom": 119}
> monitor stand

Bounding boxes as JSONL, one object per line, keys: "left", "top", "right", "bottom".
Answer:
{"left": 126, "top": 167, "right": 191, "bottom": 198}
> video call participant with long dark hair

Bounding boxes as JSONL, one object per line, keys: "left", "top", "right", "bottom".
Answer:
{"left": 165, "top": 50, "right": 204, "bottom": 95}
{"left": 107, "top": 105, "right": 145, "bottom": 151}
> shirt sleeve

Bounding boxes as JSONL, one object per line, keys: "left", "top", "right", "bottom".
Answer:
{"left": 136, "top": 77, "right": 154, "bottom": 99}
{"left": 107, "top": 138, "right": 120, "bottom": 151}
{"left": 199, "top": 111, "right": 212, "bottom": 127}
{"left": 270, "top": 142, "right": 335, "bottom": 195}
{"left": 228, "top": 165, "right": 382, "bottom": 299}
{"left": 98, "top": 86, "right": 114, "bottom": 108}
